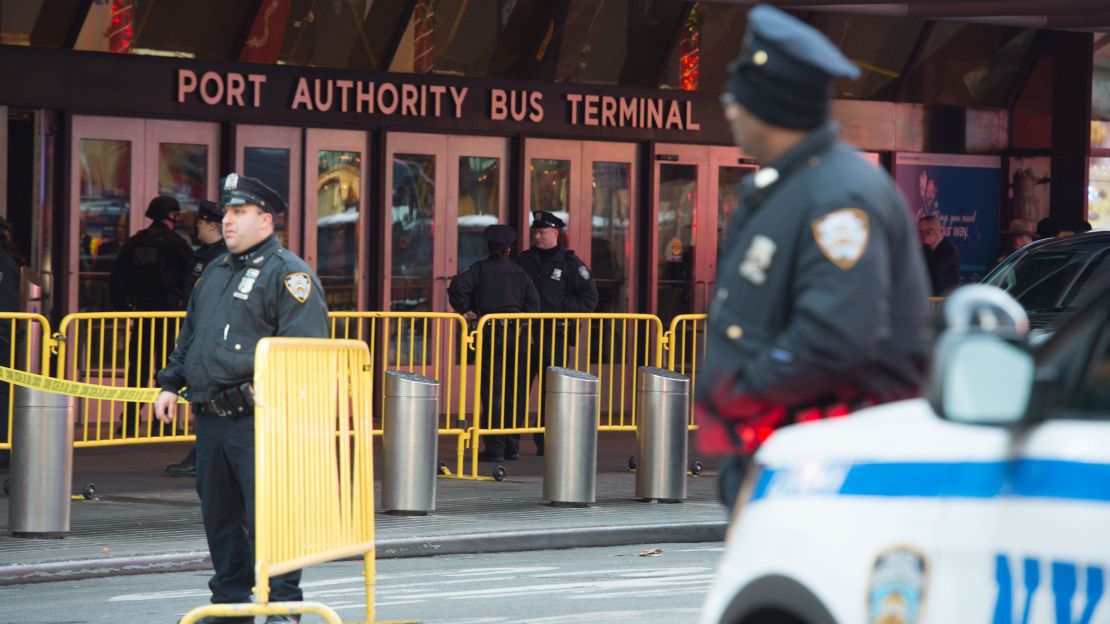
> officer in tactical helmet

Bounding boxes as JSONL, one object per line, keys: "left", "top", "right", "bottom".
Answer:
{"left": 109, "top": 195, "right": 194, "bottom": 436}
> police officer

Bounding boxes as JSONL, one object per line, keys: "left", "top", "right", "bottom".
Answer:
{"left": 110, "top": 195, "right": 194, "bottom": 434}
{"left": 165, "top": 200, "right": 228, "bottom": 477}
{"left": 448, "top": 224, "right": 539, "bottom": 462}
{"left": 696, "top": 5, "right": 929, "bottom": 511}
{"left": 516, "top": 211, "right": 598, "bottom": 455}
{"left": 154, "top": 174, "right": 327, "bottom": 624}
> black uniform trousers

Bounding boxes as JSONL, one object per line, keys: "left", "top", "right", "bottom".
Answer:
{"left": 528, "top": 327, "right": 571, "bottom": 454}
{"left": 0, "top": 318, "right": 11, "bottom": 469}
{"left": 479, "top": 320, "right": 529, "bottom": 458}
{"left": 195, "top": 409, "right": 302, "bottom": 605}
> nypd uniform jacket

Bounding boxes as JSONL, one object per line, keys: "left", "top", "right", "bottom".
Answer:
{"left": 448, "top": 255, "right": 540, "bottom": 315}
{"left": 184, "top": 239, "right": 228, "bottom": 301}
{"left": 110, "top": 222, "right": 194, "bottom": 310}
{"left": 157, "top": 235, "right": 328, "bottom": 403}
{"left": 696, "top": 124, "right": 929, "bottom": 453}
{"left": 515, "top": 247, "right": 599, "bottom": 315}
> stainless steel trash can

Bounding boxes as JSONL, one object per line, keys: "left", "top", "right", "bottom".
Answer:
{"left": 635, "top": 367, "right": 689, "bottom": 503}
{"left": 381, "top": 370, "right": 440, "bottom": 516}
{"left": 9, "top": 387, "right": 74, "bottom": 538}
{"left": 543, "top": 367, "right": 599, "bottom": 507}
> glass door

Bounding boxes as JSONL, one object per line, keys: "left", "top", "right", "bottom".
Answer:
{"left": 709, "top": 146, "right": 759, "bottom": 306}
{"left": 448, "top": 136, "right": 510, "bottom": 281}
{"left": 235, "top": 125, "right": 303, "bottom": 253}
{"left": 304, "top": 129, "right": 368, "bottom": 311}
{"left": 652, "top": 145, "right": 709, "bottom": 324}
{"left": 384, "top": 133, "right": 446, "bottom": 313}
{"left": 143, "top": 120, "right": 220, "bottom": 247}
{"left": 523, "top": 139, "right": 582, "bottom": 253}
{"left": 582, "top": 142, "right": 637, "bottom": 314}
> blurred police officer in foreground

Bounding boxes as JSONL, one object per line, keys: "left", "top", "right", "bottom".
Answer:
{"left": 155, "top": 174, "right": 328, "bottom": 624}
{"left": 697, "top": 4, "right": 929, "bottom": 511}
{"left": 515, "top": 211, "right": 598, "bottom": 455}
{"left": 449, "top": 224, "right": 540, "bottom": 462}
{"left": 0, "top": 215, "right": 22, "bottom": 471}
{"left": 110, "top": 195, "right": 194, "bottom": 434}
{"left": 165, "top": 200, "right": 228, "bottom": 478}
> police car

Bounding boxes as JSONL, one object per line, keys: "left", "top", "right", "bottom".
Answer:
{"left": 699, "top": 281, "right": 1110, "bottom": 624}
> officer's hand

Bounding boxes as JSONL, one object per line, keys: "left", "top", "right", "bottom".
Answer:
{"left": 464, "top": 311, "right": 478, "bottom": 321}
{"left": 154, "top": 391, "right": 178, "bottom": 424}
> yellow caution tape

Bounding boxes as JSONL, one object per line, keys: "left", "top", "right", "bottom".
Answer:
{"left": 0, "top": 366, "right": 185, "bottom": 403}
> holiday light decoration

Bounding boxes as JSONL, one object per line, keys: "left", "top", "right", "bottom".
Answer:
{"left": 679, "top": 5, "right": 702, "bottom": 91}
{"left": 107, "top": 0, "right": 135, "bottom": 54}
{"left": 413, "top": 0, "right": 435, "bottom": 73}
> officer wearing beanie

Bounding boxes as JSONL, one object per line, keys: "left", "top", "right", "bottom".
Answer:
{"left": 155, "top": 174, "right": 328, "bottom": 624}
{"left": 165, "top": 200, "right": 229, "bottom": 478}
{"left": 109, "top": 195, "right": 194, "bottom": 435}
{"left": 515, "top": 211, "right": 598, "bottom": 455}
{"left": 448, "top": 224, "right": 540, "bottom": 462}
{"left": 696, "top": 5, "right": 929, "bottom": 512}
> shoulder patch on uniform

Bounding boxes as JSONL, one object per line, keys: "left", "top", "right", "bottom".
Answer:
{"left": 578, "top": 265, "right": 590, "bottom": 280}
{"left": 812, "top": 208, "right": 869, "bottom": 270}
{"left": 284, "top": 272, "right": 312, "bottom": 303}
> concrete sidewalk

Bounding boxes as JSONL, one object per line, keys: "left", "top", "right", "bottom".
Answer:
{"left": 0, "top": 435, "right": 725, "bottom": 585}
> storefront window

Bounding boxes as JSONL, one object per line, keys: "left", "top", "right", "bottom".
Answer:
{"left": 316, "top": 150, "right": 361, "bottom": 310}
{"left": 1089, "top": 158, "right": 1110, "bottom": 230}
{"left": 243, "top": 147, "right": 290, "bottom": 245}
{"left": 78, "top": 139, "right": 131, "bottom": 312}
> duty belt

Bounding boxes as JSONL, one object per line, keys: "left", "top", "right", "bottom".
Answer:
{"left": 199, "top": 382, "right": 255, "bottom": 419}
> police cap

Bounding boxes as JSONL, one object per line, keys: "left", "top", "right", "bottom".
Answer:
{"left": 219, "top": 173, "right": 288, "bottom": 215}
{"left": 531, "top": 211, "right": 565, "bottom": 230}
{"left": 145, "top": 195, "right": 182, "bottom": 220}
{"left": 484, "top": 224, "right": 517, "bottom": 245}
{"left": 197, "top": 200, "right": 224, "bottom": 223}
{"left": 723, "top": 4, "right": 860, "bottom": 130}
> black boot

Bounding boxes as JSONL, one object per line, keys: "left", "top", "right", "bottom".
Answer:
{"left": 165, "top": 447, "right": 197, "bottom": 477}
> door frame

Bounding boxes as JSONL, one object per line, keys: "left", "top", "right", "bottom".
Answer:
{"left": 304, "top": 128, "right": 370, "bottom": 310}
{"left": 234, "top": 125, "right": 304, "bottom": 254}
{"left": 651, "top": 144, "right": 711, "bottom": 316}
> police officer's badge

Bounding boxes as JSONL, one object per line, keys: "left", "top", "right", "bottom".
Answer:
{"left": 551, "top": 268, "right": 562, "bottom": 281}
{"left": 739, "top": 235, "right": 777, "bottom": 285}
{"left": 234, "top": 268, "right": 260, "bottom": 300}
{"left": 284, "top": 272, "right": 312, "bottom": 303}
{"left": 812, "top": 208, "right": 870, "bottom": 270}
{"left": 578, "top": 265, "right": 590, "bottom": 280}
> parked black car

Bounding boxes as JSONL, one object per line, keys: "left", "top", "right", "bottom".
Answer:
{"left": 982, "top": 231, "right": 1110, "bottom": 331}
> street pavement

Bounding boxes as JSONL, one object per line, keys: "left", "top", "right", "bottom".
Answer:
{"left": 0, "top": 435, "right": 726, "bottom": 586}
{"left": 5, "top": 542, "right": 722, "bottom": 623}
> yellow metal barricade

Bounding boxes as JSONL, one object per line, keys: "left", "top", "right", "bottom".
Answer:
{"left": 0, "top": 313, "right": 54, "bottom": 451}
{"left": 180, "top": 338, "right": 378, "bottom": 624}
{"left": 330, "top": 311, "right": 471, "bottom": 475}
{"left": 56, "top": 312, "right": 192, "bottom": 446}
{"left": 665, "top": 314, "right": 707, "bottom": 431}
{"left": 467, "top": 313, "right": 664, "bottom": 478}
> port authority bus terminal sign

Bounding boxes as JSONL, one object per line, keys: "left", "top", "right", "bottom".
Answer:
{"left": 173, "top": 68, "right": 717, "bottom": 140}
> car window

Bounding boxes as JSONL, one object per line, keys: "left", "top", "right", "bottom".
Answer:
{"left": 1061, "top": 252, "right": 1110, "bottom": 308}
{"left": 985, "top": 249, "right": 1092, "bottom": 312}
{"left": 1038, "top": 302, "right": 1110, "bottom": 420}
{"left": 1072, "top": 319, "right": 1110, "bottom": 414}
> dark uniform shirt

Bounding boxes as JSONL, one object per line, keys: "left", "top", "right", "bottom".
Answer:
{"left": 448, "top": 255, "right": 540, "bottom": 315}
{"left": 697, "top": 124, "right": 929, "bottom": 453}
{"left": 923, "top": 237, "right": 961, "bottom": 296}
{"left": 109, "top": 222, "right": 194, "bottom": 311}
{"left": 184, "top": 239, "right": 228, "bottom": 301}
{"left": 515, "top": 246, "right": 599, "bottom": 314}
{"left": 156, "top": 235, "right": 329, "bottom": 403}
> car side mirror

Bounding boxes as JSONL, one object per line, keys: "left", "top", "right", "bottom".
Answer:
{"left": 928, "top": 331, "right": 1035, "bottom": 425}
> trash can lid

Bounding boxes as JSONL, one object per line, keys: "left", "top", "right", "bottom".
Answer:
{"left": 13, "top": 385, "right": 76, "bottom": 408}
{"left": 544, "top": 366, "right": 599, "bottom": 394}
{"left": 384, "top": 370, "right": 440, "bottom": 398}
{"left": 637, "top": 367, "right": 689, "bottom": 393}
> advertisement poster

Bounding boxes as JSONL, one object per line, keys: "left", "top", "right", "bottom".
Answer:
{"left": 895, "top": 153, "right": 1001, "bottom": 282}
{"left": 1008, "top": 156, "right": 1052, "bottom": 225}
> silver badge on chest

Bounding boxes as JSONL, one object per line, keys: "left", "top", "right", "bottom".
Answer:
{"left": 738, "top": 235, "right": 777, "bottom": 286}
{"left": 233, "top": 268, "right": 261, "bottom": 300}
{"left": 551, "top": 268, "right": 562, "bottom": 281}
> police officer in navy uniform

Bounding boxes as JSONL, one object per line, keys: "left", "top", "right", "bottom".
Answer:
{"left": 165, "top": 200, "right": 229, "bottom": 477}
{"left": 696, "top": 5, "right": 929, "bottom": 511}
{"left": 110, "top": 195, "right": 194, "bottom": 434}
{"left": 448, "top": 224, "right": 540, "bottom": 462}
{"left": 155, "top": 174, "right": 328, "bottom": 624}
{"left": 516, "top": 211, "right": 598, "bottom": 455}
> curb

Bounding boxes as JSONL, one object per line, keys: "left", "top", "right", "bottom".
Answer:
{"left": 0, "top": 521, "right": 726, "bottom": 586}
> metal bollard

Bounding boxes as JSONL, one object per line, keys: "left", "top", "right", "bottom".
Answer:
{"left": 543, "top": 367, "right": 599, "bottom": 507}
{"left": 381, "top": 370, "right": 439, "bottom": 516}
{"left": 9, "top": 387, "right": 74, "bottom": 538}
{"left": 635, "top": 367, "right": 690, "bottom": 503}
